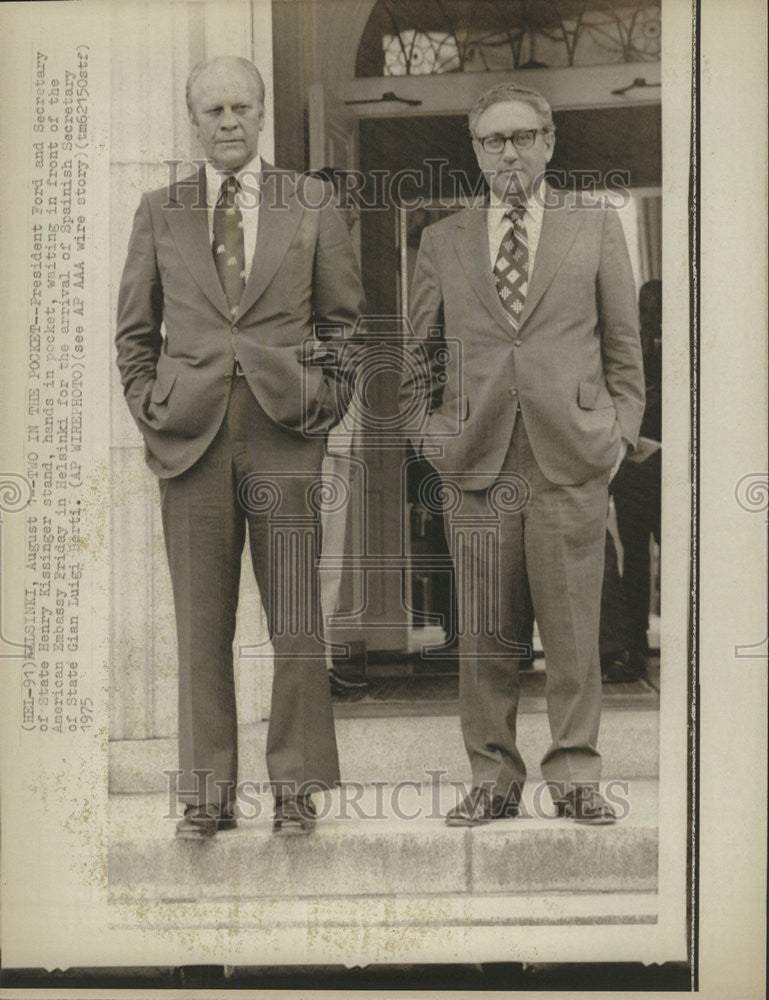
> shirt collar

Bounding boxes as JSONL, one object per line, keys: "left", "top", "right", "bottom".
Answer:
{"left": 489, "top": 179, "right": 545, "bottom": 225}
{"left": 205, "top": 154, "right": 262, "bottom": 207}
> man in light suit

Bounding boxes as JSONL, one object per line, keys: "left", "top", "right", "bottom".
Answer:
{"left": 405, "top": 83, "right": 645, "bottom": 825}
{"left": 116, "top": 57, "right": 364, "bottom": 839}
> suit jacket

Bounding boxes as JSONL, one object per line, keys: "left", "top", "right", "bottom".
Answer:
{"left": 405, "top": 186, "right": 646, "bottom": 488}
{"left": 116, "top": 164, "right": 364, "bottom": 478}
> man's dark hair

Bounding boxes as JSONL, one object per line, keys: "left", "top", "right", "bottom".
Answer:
{"left": 468, "top": 82, "right": 555, "bottom": 137}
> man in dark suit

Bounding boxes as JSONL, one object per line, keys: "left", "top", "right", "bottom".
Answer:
{"left": 116, "top": 57, "right": 364, "bottom": 839}
{"left": 609, "top": 279, "right": 662, "bottom": 677}
{"left": 404, "top": 82, "right": 645, "bottom": 825}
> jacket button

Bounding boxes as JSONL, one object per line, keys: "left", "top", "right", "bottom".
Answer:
{"left": 232, "top": 326, "right": 239, "bottom": 336}
{"left": 514, "top": 339, "right": 522, "bottom": 347}
{"left": 508, "top": 386, "right": 518, "bottom": 396}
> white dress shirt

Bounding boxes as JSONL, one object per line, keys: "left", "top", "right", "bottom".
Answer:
{"left": 205, "top": 154, "right": 261, "bottom": 283}
{"left": 487, "top": 181, "right": 545, "bottom": 275}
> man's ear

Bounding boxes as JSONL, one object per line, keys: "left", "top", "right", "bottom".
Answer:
{"left": 544, "top": 131, "right": 555, "bottom": 164}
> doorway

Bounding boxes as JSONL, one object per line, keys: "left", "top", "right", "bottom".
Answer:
{"left": 271, "top": 1, "right": 663, "bottom": 672}
{"left": 342, "top": 106, "right": 662, "bottom": 670}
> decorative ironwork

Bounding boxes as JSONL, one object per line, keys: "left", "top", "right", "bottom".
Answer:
{"left": 356, "top": 0, "right": 661, "bottom": 77}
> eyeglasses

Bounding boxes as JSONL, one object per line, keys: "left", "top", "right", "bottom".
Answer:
{"left": 475, "top": 129, "right": 548, "bottom": 154}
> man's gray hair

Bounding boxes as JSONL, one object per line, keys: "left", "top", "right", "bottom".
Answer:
{"left": 186, "top": 56, "right": 266, "bottom": 118}
{"left": 468, "top": 82, "right": 555, "bottom": 137}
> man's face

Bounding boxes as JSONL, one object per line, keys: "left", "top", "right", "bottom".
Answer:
{"left": 189, "top": 60, "right": 264, "bottom": 171}
{"left": 473, "top": 100, "right": 554, "bottom": 203}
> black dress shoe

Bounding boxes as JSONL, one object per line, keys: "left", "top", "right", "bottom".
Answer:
{"left": 554, "top": 786, "right": 616, "bottom": 825}
{"left": 175, "top": 805, "right": 219, "bottom": 840}
{"left": 328, "top": 667, "right": 369, "bottom": 693}
{"left": 175, "top": 804, "right": 238, "bottom": 840}
{"left": 601, "top": 648, "right": 646, "bottom": 683}
{"left": 217, "top": 807, "right": 238, "bottom": 831}
{"left": 445, "top": 787, "right": 520, "bottom": 827}
{"left": 273, "top": 794, "right": 317, "bottom": 836}
{"left": 627, "top": 648, "right": 649, "bottom": 675}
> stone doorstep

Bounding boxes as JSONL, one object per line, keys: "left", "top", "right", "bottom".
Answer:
{"left": 109, "top": 779, "right": 658, "bottom": 903}
{"left": 403, "top": 615, "right": 661, "bottom": 657}
{"left": 107, "top": 890, "right": 660, "bottom": 932}
{"left": 110, "top": 709, "right": 659, "bottom": 794}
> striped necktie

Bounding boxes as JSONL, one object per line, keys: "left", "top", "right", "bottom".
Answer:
{"left": 213, "top": 174, "right": 246, "bottom": 317}
{"left": 493, "top": 205, "right": 528, "bottom": 330}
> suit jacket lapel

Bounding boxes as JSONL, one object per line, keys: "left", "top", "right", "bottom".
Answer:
{"left": 164, "top": 167, "right": 231, "bottom": 320}
{"left": 236, "top": 166, "right": 304, "bottom": 319}
{"left": 518, "top": 188, "right": 580, "bottom": 329}
{"left": 456, "top": 207, "right": 515, "bottom": 333}
{"left": 454, "top": 188, "right": 582, "bottom": 336}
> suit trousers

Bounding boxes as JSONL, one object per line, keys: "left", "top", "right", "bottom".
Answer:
{"left": 159, "top": 376, "right": 340, "bottom": 806}
{"left": 612, "top": 451, "right": 661, "bottom": 655}
{"left": 446, "top": 414, "right": 609, "bottom": 801}
{"left": 512, "top": 526, "right": 632, "bottom": 668}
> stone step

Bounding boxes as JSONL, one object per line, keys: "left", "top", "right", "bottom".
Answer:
{"left": 110, "top": 709, "right": 659, "bottom": 794}
{"left": 109, "top": 779, "right": 658, "bottom": 911}
{"left": 329, "top": 663, "right": 660, "bottom": 711}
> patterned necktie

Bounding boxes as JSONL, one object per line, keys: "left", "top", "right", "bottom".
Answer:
{"left": 213, "top": 174, "right": 246, "bottom": 316}
{"left": 493, "top": 206, "right": 529, "bottom": 330}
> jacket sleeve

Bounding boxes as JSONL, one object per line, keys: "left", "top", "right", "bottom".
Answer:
{"left": 310, "top": 187, "right": 366, "bottom": 419}
{"left": 115, "top": 194, "right": 164, "bottom": 423}
{"left": 400, "top": 227, "right": 445, "bottom": 445}
{"left": 597, "top": 207, "right": 646, "bottom": 448}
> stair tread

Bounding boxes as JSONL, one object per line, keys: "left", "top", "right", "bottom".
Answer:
{"left": 111, "top": 778, "right": 658, "bottom": 842}
{"left": 331, "top": 660, "right": 660, "bottom": 715}
{"left": 106, "top": 891, "right": 660, "bottom": 931}
{"left": 109, "top": 781, "right": 658, "bottom": 903}
{"left": 110, "top": 711, "right": 660, "bottom": 793}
